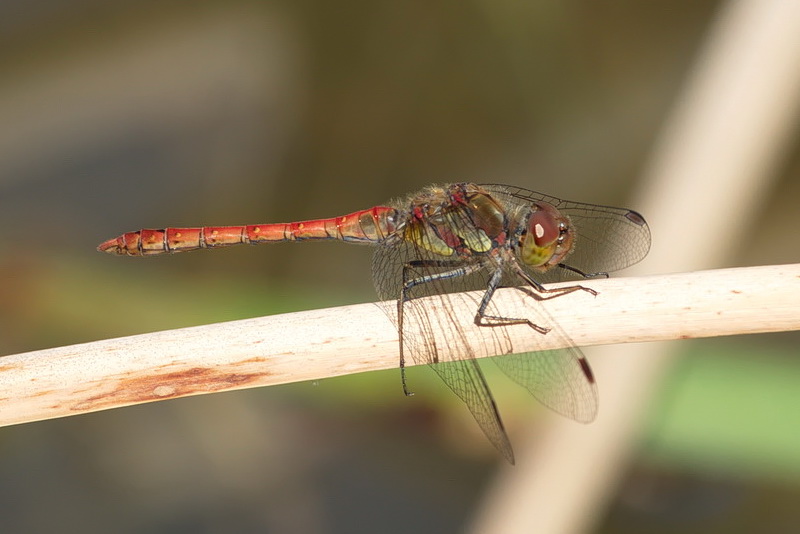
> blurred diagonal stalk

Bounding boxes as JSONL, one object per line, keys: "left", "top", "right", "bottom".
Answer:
{"left": 470, "top": 1, "right": 800, "bottom": 533}
{"left": 1, "top": 263, "right": 799, "bottom": 428}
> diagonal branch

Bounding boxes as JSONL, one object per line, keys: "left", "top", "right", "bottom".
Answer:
{"left": 1, "top": 263, "right": 798, "bottom": 428}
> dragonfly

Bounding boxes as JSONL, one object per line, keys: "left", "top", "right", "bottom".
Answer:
{"left": 98, "top": 183, "right": 650, "bottom": 463}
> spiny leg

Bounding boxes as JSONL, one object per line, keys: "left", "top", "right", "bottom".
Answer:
{"left": 398, "top": 259, "right": 483, "bottom": 396}
{"left": 557, "top": 262, "right": 609, "bottom": 279}
{"left": 474, "top": 267, "right": 552, "bottom": 334}
{"left": 514, "top": 263, "right": 599, "bottom": 301}
{"left": 474, "top": 261, "right": 602, "bottom": 333}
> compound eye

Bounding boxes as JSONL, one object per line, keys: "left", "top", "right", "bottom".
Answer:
{"left": 519, "top": 202, "right": 574, "bottom": 270}
{"left": 529, "top": 209, "right": 559, "bottom": 247}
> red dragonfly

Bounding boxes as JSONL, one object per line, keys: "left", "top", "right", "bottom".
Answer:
{"left": 99, "top": 183, "right": 650, "bottom": 463}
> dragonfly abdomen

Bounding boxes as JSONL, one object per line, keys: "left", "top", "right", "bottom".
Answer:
{"left": 256, "top": 206, "right": 398, "bottom": 244}
{"left": 97, "top": 207, "right": 399, "bottom": 256}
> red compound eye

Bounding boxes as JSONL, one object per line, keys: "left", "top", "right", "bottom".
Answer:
{"left": 528, "top": 207, "right": 559, "bottom": 247}
{"left": 518, "top": 202, "right": 574, "bottom": 270}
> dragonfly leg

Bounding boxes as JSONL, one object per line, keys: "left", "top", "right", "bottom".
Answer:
{"left": 557, "top": 263, "right": 609, "bottom": 279}
{"left": 398, "top": 259, "right": 484, "bottom": 396}
{"left": 401, "top": 259, "right": 482, "bottom": 293}
{"left": 514, "top": 264, "right": 598, "bottom": 300}
{"left": 474, "top": 268, "right": 551, "bottom": 334}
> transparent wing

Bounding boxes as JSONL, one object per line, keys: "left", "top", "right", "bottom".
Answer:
{"left": 373, "top": 237, "right": 516, "bottom": 463}
{"left": 372, "top": 199, "right": 598, "bottom": 462}
{"left": 491, "top": 327, "right": 598, "bottom": 425}
{"left": 482, "top": 184, "right": 651, "bottom": 282}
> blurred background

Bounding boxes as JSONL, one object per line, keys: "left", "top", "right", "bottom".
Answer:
{"left": 1, "top": 1, "right": 799, "bottom": 532}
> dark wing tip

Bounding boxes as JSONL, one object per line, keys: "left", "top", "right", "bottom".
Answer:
{"left": 624, "top": 209, "right": 648, "bottom": 228}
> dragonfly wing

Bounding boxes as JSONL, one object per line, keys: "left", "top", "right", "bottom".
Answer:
{"left": 474, "top": 281, "right": 599, "bottom": 424}
{"left": 482, "top": 184, "right": 651, "bottom": 281}
{"left": 399, "top": 289, "right": 517, "bottom": 464}
{"left": 371, "top": 186, "right": 601, "bottom": 461}
{"left": 373, "top": 238, "right": 517, "bottom": 462}
{"left": 493, "top": 347, "right": 598, "bottom": 424}
{"left": 430, "top": 358, "right": 515, "bottom": 464}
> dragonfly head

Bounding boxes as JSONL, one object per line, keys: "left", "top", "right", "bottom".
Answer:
{"left": 517, "top": 202, "right": 574, "bottom": 271}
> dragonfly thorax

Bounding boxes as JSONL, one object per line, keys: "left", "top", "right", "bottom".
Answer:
{"left": 517, "top": 201, "right": 574, "bottom": 271}
{"left": 399, "top": 184, "right": 510, "bottom": 258}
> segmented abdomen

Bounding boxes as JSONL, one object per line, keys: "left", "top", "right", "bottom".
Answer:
{"left": 97, "top": 206, "right": 399, "bottom": 256}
